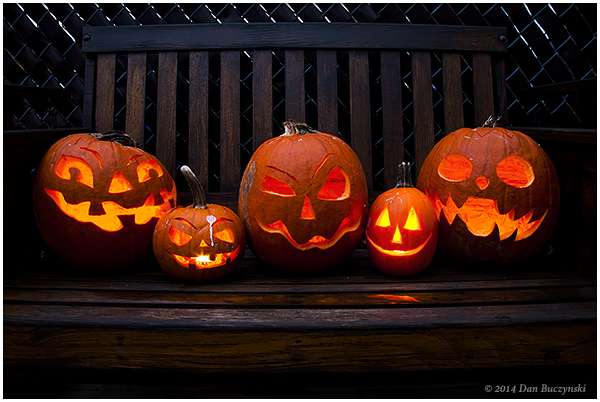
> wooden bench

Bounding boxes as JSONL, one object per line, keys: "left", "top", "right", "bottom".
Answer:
{"left": 4, "top": 23, "right": 596, "bottom": 398}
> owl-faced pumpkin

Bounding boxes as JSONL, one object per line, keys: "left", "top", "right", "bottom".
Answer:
{"left": 367, "top": 163, "right": 438, "bottom": 276}
{"left": 33, "top": 132, "right": 177, "bottom": 270}
{"left": 153, "top": 166, "right": 246, "bottom": 282}
{"left": 239, "top": 121, "right": 368, "bottom": 273}
{"left": 416, "top": 121, "right": 560, "bottom": 264}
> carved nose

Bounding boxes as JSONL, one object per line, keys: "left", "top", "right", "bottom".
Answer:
{"left": 301, "top": 195, "right": 316, "bottom": 220}
{"left": 476, "top": 176, "right": 490, "bottom": 190}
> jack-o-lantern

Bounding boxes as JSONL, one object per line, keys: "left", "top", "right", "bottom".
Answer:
{"left": 33, "top": 132, "right": 177, "bottom": 270}
{"left": 366, "top": 163, "right": 438, "bottom": 276}
{"left": 239, "top": 121, "right": 368, "bottom": 273}
{"left": 416, "top": 117, "right": 560, "bottom": 264}
{"left": 153, "top": 165, "right": 246, "bottom": 281}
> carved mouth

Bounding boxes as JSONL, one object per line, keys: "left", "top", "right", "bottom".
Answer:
{"left": 366, "top": 232, "right": 433, "bottom": 256}
{"left": 429, "top": 192, "right": 547, "bottom": 241}
{"left": 259, "top": 216, "right": 362, "bottom": 251}
{"left": 170, "top": 244, "right": 240, "bottom": 269}
{"left": 44, "top": 184, "right": 177, "bottom": 232}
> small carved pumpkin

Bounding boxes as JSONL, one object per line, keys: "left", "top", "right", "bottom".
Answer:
{"left": 366, "top": 163, "right": 438, "bottom": 276}
{"left": 153, "top": 166, "right": 246, "bottom": 281}
{"left": 416, "top": 117, "right": 560, "bottom": 264}
{"left": 33, "top": 132, "right": 177, "bottom": 270}
{"left": 239, "top": 121, "right": 368, "bottom": 273}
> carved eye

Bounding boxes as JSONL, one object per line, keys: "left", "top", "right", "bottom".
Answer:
{"left": 137, "top": 159, "right": 164, "bottom": 183}
{"left": 108, "top": 171, "right": 133, "bottom": 193}
{"left": 317, "top": 167, "right": 350, "bottom": 200}
{"left": 438, "top": 154, "right": 472, "bottom": 182}
{"left": 262, "top": 175, "right": 295, "bottom": 197}
{"left": 403, "top": 207, "right": 421, "bottom": 230}
{"left": 169, "top": 226, "right": 192, "bottom": 246}
{"left": 54, "top": 155, "right": 94, "bottom": 188}
{"left": 375, "top": 207, "right": 391, "bottom": 227}
{"left": 214, "top": 227, "right": 236, "bottom": 243}
{"left": 496, "top": 155, "right": 535, "bottom": 188}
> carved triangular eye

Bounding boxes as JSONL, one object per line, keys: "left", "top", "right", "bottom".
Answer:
{"left": 375, "top": 207, "right": 391, "bottom": 227}
{"left": 169, "top": 226, "right": 192, "bottom": 246}
{"left": 262, "top": 175, "right": 296, "bottom": 197}
{"left": 403, "top": 207, "right": 421, "bottom": 230}
{"left": 214, "top": 227, "right": 236, "bottom": 243}
{"left": 108, "top": 171, "right": 133, "bottom": 193}
{"left": 317, "top": 167, "right": 349, "bottom": 200}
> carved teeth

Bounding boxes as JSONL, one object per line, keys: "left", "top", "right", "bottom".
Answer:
{"left": 430, "top": 192, "right": 547, "bottom": 241}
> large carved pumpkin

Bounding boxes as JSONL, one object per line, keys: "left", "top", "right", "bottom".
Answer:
{"left": 366, "top": 163, "right": 438, "bottom": 276}
{"left": 239, "top": 121, "right": 368, "bottom": 273}
{"left": 153, "top": 166, "right": 246, "bottom": 282}
{"left": 416, "top": 118, "right": 560, "bottom": 264}
{"left": 33, "top": 132, "right": 177, "bottom": 270}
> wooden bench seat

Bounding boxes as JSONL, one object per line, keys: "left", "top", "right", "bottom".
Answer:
{"left": 4, "top": 23, "right": 596, "bottom": 397}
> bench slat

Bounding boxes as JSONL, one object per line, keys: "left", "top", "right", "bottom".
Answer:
{"left": 380, "top": 50, "right": 404, "bottom": 188}
{"left": 473, "top": 53, "right": 495, "bottom": 126}
{"left": 442, "top": 52, "right": 464, "bottom": 134}
{"left": 285, "top": 50, "right": 305, "bottom": 122}
{"left": 220, "top": 51, "right": 241, "bottom": 192}
{"left": 349, "top": 50, "right": 372, "bottom": 190}
{"left": 188, "top": 51, "right": 210, "bottom": 190}
{"left": 317, "top": 50, "right": 338, "bottom": 136}
{"left": 156, "top": 52, "right": 178, "bottom": 176}
{"left": 252, "top": 50, "right": 273, "bottom": 149}
{"left": 94, "top": 53, "right": 115, "bottom": 133}
{"left": 125, "top": 53, "right": 146, "bottom": 147}
{"left": 83, "top": 24, "right": 508, "bottom": 53}
{"left": 411, "top": 51, "right": 435, "bottom": 177}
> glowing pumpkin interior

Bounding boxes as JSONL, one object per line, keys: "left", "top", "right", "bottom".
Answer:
{"left": 433, "top": 154, "right": 544, "bottom": 241}
{"left": 47, "top": 152, "right": 175, "bottom": 232}
{"left": 167, "top": 216, "right": 240, "bottom": 269}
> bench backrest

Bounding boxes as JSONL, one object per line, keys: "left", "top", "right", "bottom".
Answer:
{"left": 81, "top": 23, "right": 508, "bottom": 201}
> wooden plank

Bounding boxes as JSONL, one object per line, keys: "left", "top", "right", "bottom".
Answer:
{"left": 317, "top": 50, "right": 338, "bottom": 136}
{"left": 349, "top": 50, "right": 372, "bottom": 190}
{"left": 442, "top": 52, "right": 464, "bottom": 134}
{"left": 156, "top": 52, "right": 178, "bottom": 177}
{"left": 252, "top": 50, "right": 273, "bottom": 149}
{"left": 94, "top": 53, "right": 116, "bottom": 132}
{"left": 472, "top": 53, "right": 495, "bottom": 126}
{"left": 220, "top": 50, "right": 241, "bottom": 192}
{"left": 380, "top": 50, "right": 404, "bottom": 189}
{"left": 82, "top": 56, "right": 95, "bottom": 131}
{"left": 4, "top": 285, "right": 595, "bottom": 308}
{"left": 4, "top": 304, "right": 595, "bottom": 372}
{"left": 188, "top": 51, "right": 210, "bottom": 191}
{"left": 125, "top": 53, "right": 146, "bottom": 147}
{"left": 83, "top": 24, "right": 508, "bottom": 53}
{"left": 495, "top": 56, "right": 508, "bottom": 126}
{"left": 411, "top": 51, "right": 435, "bottom": 177}
{"left": 285, "top": 50, "right": 305, "bottom": 122}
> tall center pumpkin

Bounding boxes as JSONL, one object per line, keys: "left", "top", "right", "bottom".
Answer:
{"left": 239, "top": 121, "right": 368, "bottom": 273}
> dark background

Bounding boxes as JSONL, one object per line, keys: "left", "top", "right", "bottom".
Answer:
{"left": 4, "top": 4, "right": 596, "bottom": 189}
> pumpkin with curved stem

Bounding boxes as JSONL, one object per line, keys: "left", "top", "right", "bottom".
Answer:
{"left": 416, "top": 117, "right": 560, "bottom": 264}
{"left": 153, "top": 165, "right": 246, "bottom": 281}
{"left": 239, "top": 120, "right": 368, "bottom": 273}
{"left": 366, "top": 163, "right": 438, "bottom": 276}
{"left": 33, "top": 132, "right": 177, "bottom": 270}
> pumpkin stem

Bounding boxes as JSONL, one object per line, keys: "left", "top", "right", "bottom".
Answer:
{"left": 92, "top": 130, "right": 138, "bottom": 147}
{"left": 180, "top": 165, "right": 207, "bottom": 209}
{"left": 483, "top": 116, "right": 502, "bottom": 128}
{"left": 282, "top": 120, "right": 319, "bottom": 136}
{"left": 396, "top": 162, "right": 414, "bottom": 188}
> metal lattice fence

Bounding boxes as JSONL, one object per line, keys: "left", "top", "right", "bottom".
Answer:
{"left": 4, "top": 3, "right": 597, "bottom": 189}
